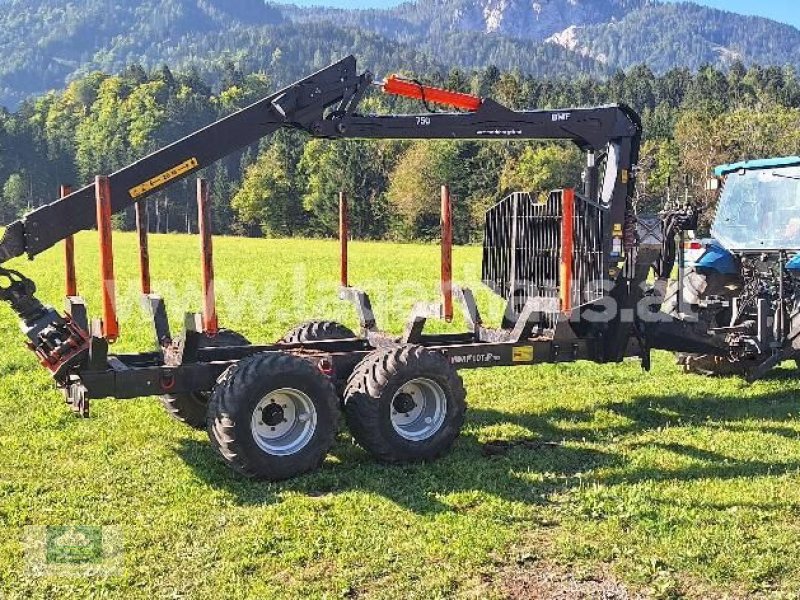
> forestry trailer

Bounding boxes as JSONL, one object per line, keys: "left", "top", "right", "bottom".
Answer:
{"left": 0, "top": 56, "right": 777, "bottom": 480}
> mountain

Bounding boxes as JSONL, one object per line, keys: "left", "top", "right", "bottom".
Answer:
{"left": 0, "top": 0, "right": 799, "bottom": 108}
{"left": 293, "top": 0, "right": 800, "bottom": 72}
{"left": 575, "top": 2, "right": 800, "bottom": 72}
{"left": 300, "top": 0, "right": 653, "bottom": 41}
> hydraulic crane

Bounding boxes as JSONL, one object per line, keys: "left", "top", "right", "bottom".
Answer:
{"left": 0, "top": 56, "right": 664, "bottom": 480}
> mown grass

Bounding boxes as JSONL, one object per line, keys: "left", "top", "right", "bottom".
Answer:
{"left": 1, "top": 231, "right": 800, "bottom": 598}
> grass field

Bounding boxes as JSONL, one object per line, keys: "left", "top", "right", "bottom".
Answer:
{"left": 2, "top": 231, "right": 800, "bottom": 598}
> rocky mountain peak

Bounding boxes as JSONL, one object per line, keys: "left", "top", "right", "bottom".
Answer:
{"left": 415, "top": 0, "right": 654, "bottom": 40}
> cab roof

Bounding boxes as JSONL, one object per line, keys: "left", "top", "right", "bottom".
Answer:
{"left": 715, "top": 156, "right": 800, "bottom": 177}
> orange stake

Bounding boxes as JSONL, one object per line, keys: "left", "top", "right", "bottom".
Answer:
{"left": 339, "top": 191, "right": 349, "bottom": 288}
{"left": 135, "top": 200, "right": 151, "bottom": 295}
{"left": 441, "top": 184, "right": 454, "bottom": 323}
{"left": 560, "top": 188, "right": 575, "bottom": 315}
{"left": 62, "top": 185, "right": 77, "bottom": 297}
{"left": 95, "top": 175, "right": 119, "bottom": 342}
{"left": 197, "top": 179, "right": 218, "bottom": 335}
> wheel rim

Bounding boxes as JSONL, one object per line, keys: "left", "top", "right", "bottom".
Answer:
{"left": 250, "top": 388, "right": 317, "bottom": 456}
{"left": 390, "top": 378, "right": 447, "bottom": 442}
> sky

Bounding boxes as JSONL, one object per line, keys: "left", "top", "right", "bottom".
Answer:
{"left": 269, "top": 0, "right": 800, "bottom": 29}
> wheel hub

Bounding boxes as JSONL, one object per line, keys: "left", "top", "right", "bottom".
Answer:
{"left": 261, "top": 402, "right": 285, "bottom": 427}
{"left": 250, "top": 388, "right": 317, "bottom": 456}
{"left": 392, "top": 392, "right": 417, "bottom": 415}
{"left": 389, "top": 378, "right": 447, "bottom": 442}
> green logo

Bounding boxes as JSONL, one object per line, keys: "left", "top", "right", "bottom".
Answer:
{"left": 25, "top": 525, "right": 123, "bottom": 577}
{"left": 45, "top": 526, "right": 104, "bottom": 565}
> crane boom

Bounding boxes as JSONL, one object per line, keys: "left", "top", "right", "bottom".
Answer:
{"left": 0, "top": 55, "right": 365, "bottom": 262}
{"left": 0, "top": 55, "right": 641, "bottom": 373}
{"left": 0, "top": 56, "right": 640, "bottom": 265}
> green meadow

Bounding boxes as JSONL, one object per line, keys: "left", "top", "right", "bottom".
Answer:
{"left": 1, "top": 231, "right": 799, "bottom": 598}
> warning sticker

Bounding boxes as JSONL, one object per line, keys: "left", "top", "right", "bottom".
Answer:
{"left": 129, "top": 157, "right": 199, "bottom": 199}
{"left": 512, "top": 346, "right": 534, "bottom": 363}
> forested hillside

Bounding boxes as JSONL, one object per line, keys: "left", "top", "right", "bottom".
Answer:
{"left": 2, "top": 60, "right": 799, "bottom": 242}
{"left": 2, "top": 0, "right": 800, "bottom": 108}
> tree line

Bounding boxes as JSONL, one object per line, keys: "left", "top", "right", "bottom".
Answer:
{"left": 1, "top": 60, "right": 800, "bottom": 242}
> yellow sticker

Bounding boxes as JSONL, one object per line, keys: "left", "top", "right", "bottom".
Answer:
{"left": 512, "top": 346, "right": 534, "bottom": 363}
{"left": 613, "top": 223, "right": 623, "bottom": 234}
{"left": 621, "top": 169, "right": 629, "bottom": 184}
{"left": 129, "top": 157, "right": 199, "bottom": 199}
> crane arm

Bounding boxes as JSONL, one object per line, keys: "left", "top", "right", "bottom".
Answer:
{"left": 0, "top": 59, "right": 640, "bottom": 265}
{"left": 0, "top": 56, "right": 641, "bottom": 376}
{"left": 0, "top": 55, "right": 365, "bottom": 263}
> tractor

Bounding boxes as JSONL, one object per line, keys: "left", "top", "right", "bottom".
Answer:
{"left": 661, "top": 157, "right": 800, "bottom": 379}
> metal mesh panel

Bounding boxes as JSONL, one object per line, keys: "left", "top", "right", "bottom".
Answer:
{"left": 570, "top": 195, "right": 606, "bottom": 307}
{"left": 482, "top": 190, "right": 605, "bottom": 320}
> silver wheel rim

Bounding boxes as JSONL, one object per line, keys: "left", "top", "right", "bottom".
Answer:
{"left": 390, "top": 377, "right": 447, "bottom": 442}
{"left": 250, "top": 388, "right": 317, "bottom": 456}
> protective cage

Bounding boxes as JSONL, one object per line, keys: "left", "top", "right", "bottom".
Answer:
{"left": 482, "top": 189, "right": 606, "bottom": 326}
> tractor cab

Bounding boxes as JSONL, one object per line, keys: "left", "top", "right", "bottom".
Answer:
{"left": 711, "top": 157, "right": 800, "bottom": 253}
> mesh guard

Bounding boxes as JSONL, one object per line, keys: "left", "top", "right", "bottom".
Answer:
{"left": 482, "top": 190, "right": 605, "bottom": 329}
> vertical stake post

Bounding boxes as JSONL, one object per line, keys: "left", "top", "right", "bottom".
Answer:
{"left": 339, "top": 190, "right": 349, "bottom": 288}
{"left": 62, "top": 185, "right": 77, "bottom": 297}
{"left": 95, "top": 175, "right": 119, "bottom": 342}
{"left": 197, "top": 179, "right": 218, "bottom": 335}
{"left": 441, "top": 184, "right": 454, "bottom": 323}
{"left": 560, "top": 188, "right": 575, "bottom": 315}
{"left": 135, "top": 200, "right": 151, "bottom": 295}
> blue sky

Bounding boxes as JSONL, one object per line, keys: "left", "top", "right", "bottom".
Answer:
{"left": 269, "top": 0, "right": 800, "bottom": 29}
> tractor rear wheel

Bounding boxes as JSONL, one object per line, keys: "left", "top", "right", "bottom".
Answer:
{"left": 279, "top": 320, "right": 356, "bottom": 344}
{"left": 343, "top": 345, "right": 466, "bottom": 463}
{"left": 207, "top": 352, "right": 339, "bottom": 480}
{"left": 160, "top": 329, "right": 249, "bottom": 429}
{"left": 662, "top": 271, "right": 743, "bottom": 376}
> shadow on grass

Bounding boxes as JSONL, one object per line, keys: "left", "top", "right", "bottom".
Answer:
{"left": 176, "top": 434, "right": 617, "bottom": 513}
{"left": 175, "top": 385, "right": 800, "bottom": 512}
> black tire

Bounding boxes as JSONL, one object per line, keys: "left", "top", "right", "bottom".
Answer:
{"left": 279, "top": 320, "right": 356, "bottom": 344}
{"left": 661, "top": 267, "right": 708, "bottom": 317}
{"left": 207, "top": 352, "right": 339, "bottom": 480}
{"left": 662, "top": 271, "right": 744, "bottom": 377}
{"left": 343, "top": 345, "right": 466, "bottom": 463}
{"left": 160, "top": 329, "right": 249, "bottom": 429}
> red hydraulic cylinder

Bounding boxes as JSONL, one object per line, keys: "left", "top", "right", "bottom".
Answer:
{"left": 95, "top": 175, "right": 119, "bottom": 342}
{"left": 441, "top": 184, "right": 454, "bottom": 323}
{"left": 382, "top": 75, "right": 483, "bottom": 112}
{"left": 197, "top": 179, "right": 218, "bottom": 335}
{"left": 62, "top": 184, "right": 77, "bottom": 297}
{"left": 339, "top": 191, "right": 349, "bottom": 288}
{"left": 560, "top": 188, "right": 575, "bottom": 315}
{"left": 135, "top": 200, "right": 151, "bottom": 295}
